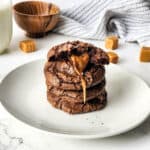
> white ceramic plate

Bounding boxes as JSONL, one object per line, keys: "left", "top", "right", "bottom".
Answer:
{"left": 0, "top": 59, "right": 150, "bottom": 139}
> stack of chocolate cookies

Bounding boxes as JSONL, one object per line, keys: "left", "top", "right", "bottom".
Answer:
{"left": 44, "top": 41, "right": 109, "bottom": 114}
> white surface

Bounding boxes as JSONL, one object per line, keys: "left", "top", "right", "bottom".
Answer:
{"left": 0, "top": 60, "right": 149, "bottom": 139}
{"left": 0, "top": 0, "right": 149, "bottom": 149}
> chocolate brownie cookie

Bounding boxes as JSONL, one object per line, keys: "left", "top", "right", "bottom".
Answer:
{"left": 47, "top": 79, "right": 105, "bottom": 103}
{"left": 44, "top": 61, "right": 105, "bottom": 90}
{"left": 44, "top": 41, "right": 109, "bottom": 114}
{"left": 47, "top": 90, "right": 107, "bottom": 114}
{"left": 47, "top": 41, "right": 109, "bottom": 65}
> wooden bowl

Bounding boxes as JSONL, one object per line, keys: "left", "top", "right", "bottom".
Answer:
{"left": 13, "top": 1, "right": 60, "bottom": 38}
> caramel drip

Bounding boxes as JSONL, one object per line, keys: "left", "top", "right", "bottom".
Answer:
{"left": 70, "top": 53, "right": 89, "bottom": 103}
{"left": 81, "top": 78, "right": 86, "bottom": 104}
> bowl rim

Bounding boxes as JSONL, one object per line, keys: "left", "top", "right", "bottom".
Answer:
{"left": 13, "top": 0, "right": 60, "bottom": 17}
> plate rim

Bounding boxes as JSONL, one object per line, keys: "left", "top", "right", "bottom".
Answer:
{"left": 0, "top": 59, "right": 150, "bottom": 139}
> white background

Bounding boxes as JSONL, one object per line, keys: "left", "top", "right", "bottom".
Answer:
{"left": 0, "top": 0, "right": 149, "bottom": 150}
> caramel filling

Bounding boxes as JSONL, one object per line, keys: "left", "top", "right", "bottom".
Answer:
{"left": 71, "top": 53, "right": 89, "bottom": 103}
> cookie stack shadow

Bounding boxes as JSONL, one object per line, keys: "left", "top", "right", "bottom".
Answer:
{"left": 44, "top": 41, "right": 109, "bottom": 114}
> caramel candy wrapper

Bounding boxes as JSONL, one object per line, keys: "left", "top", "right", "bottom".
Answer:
{"left": 107, "top": 51, "right": 119, "bottom": 64}
{"left": 140, "top": 47, "right": 150, "bottom": 62}
{"left": 105, "top": 36, "right": 118, "bottom": 50}
{"left": 19, "top": 40, "right": 36, "bottom": 53}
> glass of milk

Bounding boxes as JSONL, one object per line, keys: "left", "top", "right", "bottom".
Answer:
{"left": 0, "top": 0, "right": 12, "bottom": 54}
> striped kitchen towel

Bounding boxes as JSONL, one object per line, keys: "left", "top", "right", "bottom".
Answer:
{"left": 54, "top": 0, "right": 150, "bottom": 46}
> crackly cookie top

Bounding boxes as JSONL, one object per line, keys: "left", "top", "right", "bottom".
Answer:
{"left": 47, "top": 41, "right": 109, "bottom": 65}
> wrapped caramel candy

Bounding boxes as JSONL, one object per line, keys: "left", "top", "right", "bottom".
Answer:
{"left": 140, "top": 47, "right": 150, "bottom": 62}
{"left": 105, "top": 36, "right": 118, "bottom": 50}
{"left": 19, "top": 40, "right": 36, "bottom": 53}
{"left": 107, "top": 51, "right": 119, "bottom": 64}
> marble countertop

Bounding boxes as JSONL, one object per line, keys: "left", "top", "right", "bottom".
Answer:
{"left": 0, "top": 0, "right": 149, "bottom": 149}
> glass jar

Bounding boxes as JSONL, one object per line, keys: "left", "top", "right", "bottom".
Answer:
{"left": 0, "top": 0, "right": 12, "bottom": 54}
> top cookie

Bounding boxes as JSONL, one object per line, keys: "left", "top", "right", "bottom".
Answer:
{"left": 47, "top": 41, "right": 109, "bottom": 66}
